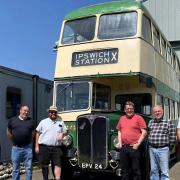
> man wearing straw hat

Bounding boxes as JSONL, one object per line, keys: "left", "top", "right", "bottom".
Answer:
{"left": 35, "top": 105, "right": 67, "bottom": 180}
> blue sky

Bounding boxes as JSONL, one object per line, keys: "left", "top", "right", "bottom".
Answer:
{"left": 0, "top": 0, "right": 115, "bottom": 80}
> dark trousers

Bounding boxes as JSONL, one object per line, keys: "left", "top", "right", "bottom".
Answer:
{"left": 120, "top": 145, "right": 141, "bottom": 180}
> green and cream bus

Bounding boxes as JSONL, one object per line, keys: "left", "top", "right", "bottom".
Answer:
{"left": 53, "top": 0, "right": 180, "bottom": 178}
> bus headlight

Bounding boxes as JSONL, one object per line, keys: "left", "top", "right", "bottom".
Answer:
{"left": 113, "top": 136, "right": 119, "bottom": 149}
{"left": 62, "top": 135, "right": 72, "bottom": 147}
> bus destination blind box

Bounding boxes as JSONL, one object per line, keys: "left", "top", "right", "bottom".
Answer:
{"left": 72, "top": 48, "right": 118, "bottom": 67}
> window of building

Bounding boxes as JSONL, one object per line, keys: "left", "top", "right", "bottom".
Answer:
{"left": 6, "top": 87, "right": 21, "bottom": 119}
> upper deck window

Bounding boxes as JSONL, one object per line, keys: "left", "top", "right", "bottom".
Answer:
{"left": 153, "top": 26, "right": 160, "bottom": 53}
{"left": 167, "top": 45, "right": 171, "bottom": 64}
{"left": 142, "top": 15, "right": 152, "bottom": 43}
{"left": 62, "top": 17, "right": 96, "bottom": 44}
{"left": 98, "top": 12, "right": 137, "bottom": 39}
{"left": 161, "top": 36, "right": 167, "bottom": 59}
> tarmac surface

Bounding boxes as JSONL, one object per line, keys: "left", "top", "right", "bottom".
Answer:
{"left": 16, "top": 161, "right": 180, "bottom": 180}
{"left": 19, "top": 168, "right": 116, "bottom": 180}
{"left": 169, "top": 161, "right": 180, "bottom": 180}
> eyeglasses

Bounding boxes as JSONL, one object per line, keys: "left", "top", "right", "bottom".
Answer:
{"left": 49, "top": 111, "right": 57, "bottom": 114}
{"left": 125, "top": 108, "right": 134, "bottom": 110}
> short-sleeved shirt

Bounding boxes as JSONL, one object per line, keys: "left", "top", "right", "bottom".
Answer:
{"left": 116, "top": 114, "right": 147, "bottom": 145}
{"left": 8, "top": 116, "right": 35, "bottom": 146}
{"left": 36, "top": 117, "right": 67, "bottom": 146}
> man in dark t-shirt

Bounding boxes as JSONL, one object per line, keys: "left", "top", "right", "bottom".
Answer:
{"left": 7, "top": 105, "right": 35, "bottom": 180}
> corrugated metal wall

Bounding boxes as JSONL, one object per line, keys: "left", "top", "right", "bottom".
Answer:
{"left": 144, "top": 0, "right": 180, "bottom": 58}
{"left": 144, "top": 0, "right": 180, "bottom": 41}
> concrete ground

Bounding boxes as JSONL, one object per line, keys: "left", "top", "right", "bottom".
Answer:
{"left": 21, "top": 168, "right": 54, "bottom": 180}
{"left": 170, "top": 161, "right": 180, "bottom": 180}
{"left": 7, "top": 167, "right": 54, "bottom": 180}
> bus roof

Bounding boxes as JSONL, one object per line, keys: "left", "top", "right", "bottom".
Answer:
{"left": 64, "top": 0, "right": 146, "bottom": 21}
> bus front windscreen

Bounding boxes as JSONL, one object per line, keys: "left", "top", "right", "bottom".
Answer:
{"left": 56, "top": 82, "right": 89, "bottom": 112}
{"left": 62, "top": 16, "right": 96, "bottom": 44}
{"left": 98, "top": 12, "right": 137, "bottom": 39}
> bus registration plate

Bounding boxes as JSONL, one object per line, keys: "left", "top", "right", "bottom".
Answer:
{"left": 81, "top": 162, "right": 103, "bottom": 169}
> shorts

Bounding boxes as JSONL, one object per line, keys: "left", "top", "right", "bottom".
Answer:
{"left": 38, "top": 144, "right": 62, "bottom": 167}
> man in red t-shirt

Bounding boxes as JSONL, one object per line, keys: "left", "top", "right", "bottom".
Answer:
{"left": 116, "top": 101, "right": 147, "bottom": 180}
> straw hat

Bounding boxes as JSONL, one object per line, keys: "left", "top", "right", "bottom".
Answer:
{"left": 48, "top": 105, "right": 58, "bottom": 112}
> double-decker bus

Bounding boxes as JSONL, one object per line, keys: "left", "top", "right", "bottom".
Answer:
{"left": 53, "top": 0, "right": 180, "bottom": 178}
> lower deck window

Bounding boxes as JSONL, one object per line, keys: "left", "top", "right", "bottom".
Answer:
{"left": 92, "top": 83, "right": 111, "bottom": 110}
{"left": 115, "top": 93, "right": 152, "bottom": 115}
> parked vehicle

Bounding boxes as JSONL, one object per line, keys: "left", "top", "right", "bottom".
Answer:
{"left": 53, "top": 1, "right": 180, "bottom": 179}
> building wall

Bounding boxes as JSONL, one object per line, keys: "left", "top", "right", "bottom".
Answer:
{"left": 0, "top": 66, "right": 53, "bottom": 162}
{"left": 144, "top": 0, "right": 180, "bottom": 41}
{"left": 144, "top": 0, "right": 180, "bottom": 58}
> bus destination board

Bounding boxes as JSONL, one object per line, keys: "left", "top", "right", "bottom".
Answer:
{"left": 72, "top": 48, "right": 118, "bottom": 67}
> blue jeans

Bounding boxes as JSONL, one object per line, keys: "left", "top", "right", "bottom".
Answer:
{"left": 11, "top": 144, "right": 33, "bottom": 180}
{"left": 149, "top": 146, "right": 169, "bottom": 180}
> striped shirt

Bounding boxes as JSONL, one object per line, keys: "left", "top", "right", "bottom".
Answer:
{"left": 148, "top": 118, "right": 176, "bottom": 147}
